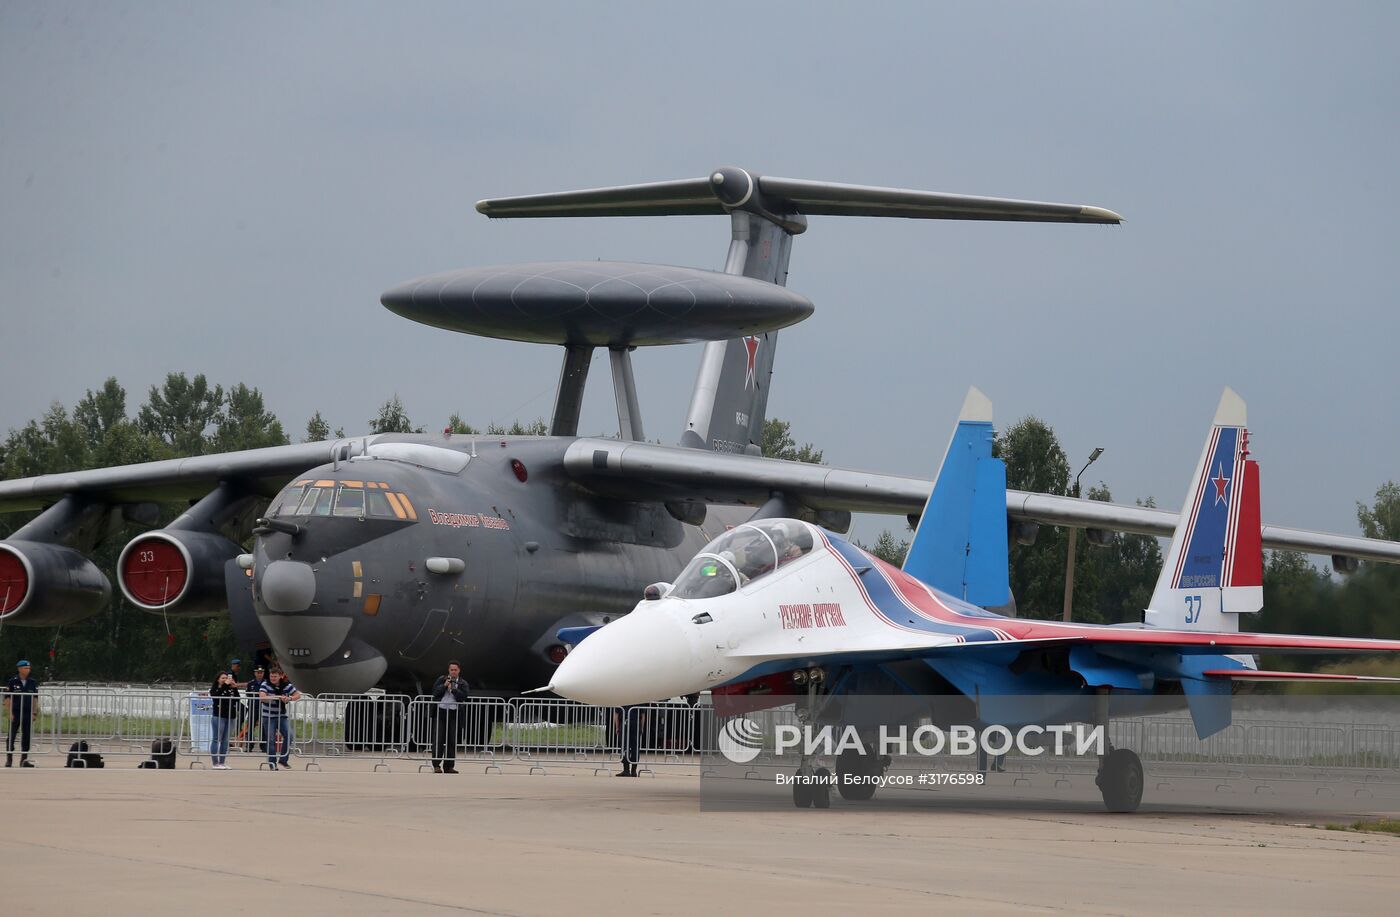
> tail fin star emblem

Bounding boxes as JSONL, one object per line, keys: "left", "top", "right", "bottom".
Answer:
{"left": 1212, "top": 464, "right": 1231, "bottom": 505}
{"left": 743, "top": 335, "right": 761, "bottom": 389}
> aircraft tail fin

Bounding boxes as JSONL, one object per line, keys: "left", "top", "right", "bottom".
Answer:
{"left": 901, "top": 387, "right": 1010, "bottom": 607}
{"left": 1144, "top": 387, "right": 1263, "bottom": 631}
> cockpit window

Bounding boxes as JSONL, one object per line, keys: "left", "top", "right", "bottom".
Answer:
{"left": 669, "top": 521, "right": 818, "bottom": 599}
{"left": 272, "top": 485, "right": 305, "bottom": 516}
{"left": 271, "top": 480, "right": 416, "bottom": 520}
{"left": 367, "top": 491, "right": 394, "bottom": 518}
{"left": 332, "top": 486, "right": 366, "bottom": 517}
{"left": 297, "top": 487, "right": 333, "bottom": 516}
{"left": 671, "top": 554, "right": 739, "bottom": 600}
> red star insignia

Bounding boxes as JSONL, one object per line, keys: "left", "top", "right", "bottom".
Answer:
{"left": 743, "top": 336, "right": 761, "bottom": 389}
{"left": 1211, "top": 463, "right": 1230, "bottom": 506}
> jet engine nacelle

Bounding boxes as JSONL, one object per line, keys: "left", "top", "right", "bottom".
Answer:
{"left": 0, "top": 540, "right": 112, "bottom": 626}
{"left": 117, "top": 530, "right": 243, "bottom": 617}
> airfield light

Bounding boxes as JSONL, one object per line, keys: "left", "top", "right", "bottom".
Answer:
{"left": 1063, "top": 447, "right": 1106, "bottom": 621}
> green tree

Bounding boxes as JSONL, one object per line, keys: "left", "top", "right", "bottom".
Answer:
{"left": 369, "top": 394, "right": 423, "bottom": 434}
{"left": 304, "top": 411, "right": 331, "bottom": 443}
{"left": 762, "top": 418, "right": 824, "bottom": 464}
{"left": 446, "top": 413, "right": 478, "bottom": 435}
{"left": 1078, "top": 490, "right": 1163, "bottom": 623}
{"left": 73, "top": 378, "right": 128, "bottom": 449}
{"left": 213, "top": 384, "right": 287, "bottom": 452}
{"left": 487, "top": 418, "right": 548, "bottom": 436}
{"left": 1358, "top": 482, "right": 1400, "bottom": 540}
{"left": 137, "top": 373, "right": 225, "bottom": 455}
{"left": 994, "top": 416, "right": 1071, "bottom": 618}
{"left": 862, "top": 530, "right": 910, "bottom": 566}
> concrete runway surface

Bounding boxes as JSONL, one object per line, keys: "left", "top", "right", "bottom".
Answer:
{"left": 1, "top": 764, "right": 1396, "bottom": 915}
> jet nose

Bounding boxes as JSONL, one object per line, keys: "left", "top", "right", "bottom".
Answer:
{"left": 551, "top": 610, "right": 695, "bottom": 706}
{"left": 258, "top": 560, "right": 316, "bottom": 613}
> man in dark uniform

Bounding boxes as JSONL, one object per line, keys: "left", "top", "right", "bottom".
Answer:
{"left": 430, "top": 661, "right": 471, "bottom": 774}
{"left": 5, "top": 660, "right": 39, "bottom": 768}
{"left": 614, "top": 705, "right": 646, "bottom": 777}
{"left": 243, "top": 665, "right": 266, "bottom": 752}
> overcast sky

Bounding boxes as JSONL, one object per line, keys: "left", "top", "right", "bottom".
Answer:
{"left": 2, "top": 1, "right": 1396, "bottom": 544}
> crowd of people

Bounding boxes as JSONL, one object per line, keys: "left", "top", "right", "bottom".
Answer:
{"left": 204, "top": 660, "right": 304, "bottom": 769}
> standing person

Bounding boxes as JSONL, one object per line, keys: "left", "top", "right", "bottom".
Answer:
{"left": 227, "top": 659, "right": 248, "bottom": 744}
{"left": 258, "top": 669, "right": 302, "bottom": 770}
{"left": 5, "top": 660, "right": 39, "bottom": 768}
{"left": 430, "top": 661, "right": 470, "bottom": 774}
{"left": 208, "top": 671, "right": 241, "bottom": 769}
{"left": 614, "top": 705, "right": 646, "bottom": 777}
{"left": 242, "top": 665, "right": 267, "bottom": 752}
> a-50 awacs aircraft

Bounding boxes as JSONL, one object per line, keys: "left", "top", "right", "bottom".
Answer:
{"left": 548, "top": 388, "right": 1400, "bottom": 811}
{"left": 2, "top": 168, "right": 1398, "bottom": 701}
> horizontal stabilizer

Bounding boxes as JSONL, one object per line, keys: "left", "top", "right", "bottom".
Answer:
{"left": 477, "top": 167, "right": 1123, "bottom": 225}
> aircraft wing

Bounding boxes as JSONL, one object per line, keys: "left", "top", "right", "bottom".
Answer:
{"left": 0, "top": 439, "right": 374, "bottom": 511}
{"left": 563, "top": 438, "right": 1400, "bottom": 564}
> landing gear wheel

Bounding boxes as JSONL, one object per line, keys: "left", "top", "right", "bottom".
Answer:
{"left": 836, "top": 748, "right": 880, "bottom": 801}
{"left": 1096, "top": 748, "right": 1144, "bottom": 813}
{"left": 812, "top": 767, "right": 832, "bottom": 809}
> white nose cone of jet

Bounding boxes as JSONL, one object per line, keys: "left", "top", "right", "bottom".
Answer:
{"left": 550, "top": 609, "right": 696, "bottom": 706}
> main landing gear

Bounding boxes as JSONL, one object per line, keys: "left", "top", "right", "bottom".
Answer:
{"left": 1096, "top": 747, "right": 1144, "bottom": 813}
{"left": 1091, "top": 690, "right": 1142, "bottom": 812}
{"left": 791, "top": 667, "right": 833, "bottom": 809}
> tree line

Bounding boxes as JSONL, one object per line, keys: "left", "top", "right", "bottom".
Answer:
{"left": 1, "top": 376, "right": 1396, "bottom": 682}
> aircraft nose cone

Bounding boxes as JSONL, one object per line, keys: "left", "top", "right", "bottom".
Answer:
{"left": 551, "top": 610, "right": 694, "bottom": 706}
{"left": 258, "top": 560, "right": 316, "bottom": 613}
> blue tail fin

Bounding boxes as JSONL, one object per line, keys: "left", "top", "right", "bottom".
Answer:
{"left": 901, "top": 387, "right": 1010, "bottom": 607}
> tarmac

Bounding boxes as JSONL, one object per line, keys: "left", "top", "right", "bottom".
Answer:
{"left": 1, "top": 760, "right": 1397, "bottom": 916}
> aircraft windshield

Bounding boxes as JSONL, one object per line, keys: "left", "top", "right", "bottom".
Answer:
{"left": 670, "top": 554, "right": 739, "bottom": 599}
{"left": 270, "top": 480, "right": 419, "bottom": 521}
{"left": 669, "top": 521, "right": 816, "bottom": 599}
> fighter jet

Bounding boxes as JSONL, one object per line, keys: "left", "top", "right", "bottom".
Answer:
{"left": 548, "top": 387, "right": 1400, "bottom": 811}
{"left": 2, "top": 169, "right": 1398, "bottom": 706}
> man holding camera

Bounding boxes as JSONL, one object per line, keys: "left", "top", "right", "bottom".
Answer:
{"left": 430, "top": 661, "right": 471, "bottom": 774}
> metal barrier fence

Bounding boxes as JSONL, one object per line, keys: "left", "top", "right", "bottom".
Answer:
{"left": 5, "top": 691, "right": 1400, "bottom": 777}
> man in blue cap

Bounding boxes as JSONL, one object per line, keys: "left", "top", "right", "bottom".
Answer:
{"left": 5, "top": 659, "right": 39, "bottom": 767}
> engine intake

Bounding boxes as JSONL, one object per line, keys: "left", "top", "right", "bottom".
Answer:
{"left": 0, "top": 540, "right": 111, "bottom": 626}
{"left": 118, "top": 530, "right": 242, "bottom": 616}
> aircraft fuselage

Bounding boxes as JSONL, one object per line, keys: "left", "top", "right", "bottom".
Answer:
{"left": 243, "top": 436, "right": 735, "bottom": 695}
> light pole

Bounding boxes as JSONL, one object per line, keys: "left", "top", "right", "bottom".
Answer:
{"left": 1062, "top": 447, "right": 1104, "bottom": 622}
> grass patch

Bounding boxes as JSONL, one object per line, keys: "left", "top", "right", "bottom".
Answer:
{"left": 1350, "top": 818, "right": 1400, "bottom": 835}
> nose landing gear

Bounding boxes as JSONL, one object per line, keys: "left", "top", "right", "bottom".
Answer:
{"left": 790, "top": 667, "right": 835, "bottom": 809}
